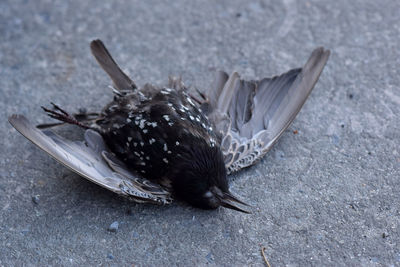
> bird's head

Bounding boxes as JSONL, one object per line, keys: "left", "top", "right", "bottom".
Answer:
{"left": 170, "top": 140, "right": 250, "bottom": 213}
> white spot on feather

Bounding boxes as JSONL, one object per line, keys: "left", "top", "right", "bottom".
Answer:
{"left": 204, "top": 191, "right": 212, "bottom": 198}
{"left": 187, "top": 97, "right": 195, "bottom": 106}
{"left": 210, "top": 138, "right": 216, "bottom": 147}
{"left": 161, "top": 88, "right": 172, "bottom": 94}
{"left": 139, "top": 119, "right": 146, "bottom": 129}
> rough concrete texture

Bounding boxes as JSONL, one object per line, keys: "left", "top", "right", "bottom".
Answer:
{"left": 1, "top": 0, "right": 399, "bottom": 266}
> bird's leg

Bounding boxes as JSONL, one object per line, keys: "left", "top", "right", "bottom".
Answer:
{"left": 41, "top": 103, "right": 90, "bottom": 129}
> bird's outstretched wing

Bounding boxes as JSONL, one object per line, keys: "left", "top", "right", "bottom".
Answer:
{"left": 202, "top": 48, "right": 330, "bottom": 174}
{"left": 9, "top": 115, "right": 172, "bottom": 205}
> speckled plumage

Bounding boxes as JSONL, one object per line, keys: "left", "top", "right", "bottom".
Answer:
{"left": 95, "top": 86, "right": 218, "bottom": 182}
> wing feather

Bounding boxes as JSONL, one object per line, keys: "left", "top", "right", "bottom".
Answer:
{"left": 8, "top": 114, "right": 172, "bottom": 204}
{"left": 90, "top": 39, "right": 137, "bottom": 92}
{"left": 206, "top": 48, "right": 330, "bottom": 173}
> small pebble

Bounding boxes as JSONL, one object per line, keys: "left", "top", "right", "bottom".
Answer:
{"left": 370, "top": 257, "right": 379, "bottom": 263}
{"left": 274, "top": 150, "right": 285, "bottom": 160}
{"left": 32, "top": 195, "right": 40, "bottom": 204}
{"left": 20, "top": 228, "right": 30, "bottom": 235}
{"left": 205, "top": 252, "right": 214, "bottom": 263}
{"left": 331, "top": 134, "right": 340, "bottom": 146}
{"left": 108, "top": 221, "right": 119, "bottom": 232}
{"left": 132, "top": 231, "right": 140, "bottom": 239}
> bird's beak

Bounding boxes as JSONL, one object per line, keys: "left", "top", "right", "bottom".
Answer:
{"left": 218, "top": 192, "right": 251, "bottom": 214}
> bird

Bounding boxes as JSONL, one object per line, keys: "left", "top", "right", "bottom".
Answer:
{"left": 9, "top": 40, "right": 330, "bottom": 213}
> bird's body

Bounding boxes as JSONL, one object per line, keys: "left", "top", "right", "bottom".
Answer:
{"left": 96, "top": 87, "right": 217, "bottom": 180}
{"left": 92, "top": 85, "right": 229, "bottom": 209}
{"left": 9, "top": 40, "right": 330, "bottom": 213}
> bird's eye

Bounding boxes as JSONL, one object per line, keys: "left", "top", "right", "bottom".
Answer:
{"left": 203, "top": 191, "right": 213, "bottom": 198}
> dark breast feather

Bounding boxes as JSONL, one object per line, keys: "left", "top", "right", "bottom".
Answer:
{"left": 96, "top": 87, "right": 218, "bottom": 181}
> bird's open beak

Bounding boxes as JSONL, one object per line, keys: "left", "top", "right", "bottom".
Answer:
{"left": 218, "top": 192, "right": 251, "bottom": 214}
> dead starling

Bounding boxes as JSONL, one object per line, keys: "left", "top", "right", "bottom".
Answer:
{"left": 9, "top": 40, "right": 330, "bottom": 213}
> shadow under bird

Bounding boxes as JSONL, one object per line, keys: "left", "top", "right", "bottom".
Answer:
{"left": 9, "top": 40, "right": 330, "bottom": 213}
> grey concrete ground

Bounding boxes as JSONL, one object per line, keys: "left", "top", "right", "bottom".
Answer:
{"left": 1, "top": 0, "right": 399, "bottom": 266}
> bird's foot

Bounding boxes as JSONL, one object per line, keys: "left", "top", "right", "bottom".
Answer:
{"left": 41, "top": 102, "right": 90, "bottom": 129}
